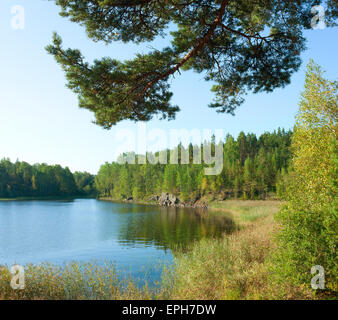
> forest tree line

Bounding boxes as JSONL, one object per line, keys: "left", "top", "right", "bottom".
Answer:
{"left": 0, "top": 159, "right": 96, "bottom": 198}
{"left": 95, "top": 129, "right": 292, "bottom": 201}
{"left": 1, "top": 130, "right": 292, "bottom": 200}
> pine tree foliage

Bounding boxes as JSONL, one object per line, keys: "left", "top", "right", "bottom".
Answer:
{"left": 46, "top": 0, "right": 337, "bottom": 127}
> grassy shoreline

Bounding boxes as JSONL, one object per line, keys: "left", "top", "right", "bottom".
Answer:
{"left": 165, "top": 200, "right": 314, "bottom": 300}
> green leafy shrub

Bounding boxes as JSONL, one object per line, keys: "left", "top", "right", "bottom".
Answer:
{"left": 272, "top": 61, "right": 337, "bottom": 294}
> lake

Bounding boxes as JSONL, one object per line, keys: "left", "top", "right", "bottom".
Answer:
{"left": 0, "top": 199, "right": 234, "bottom": 286}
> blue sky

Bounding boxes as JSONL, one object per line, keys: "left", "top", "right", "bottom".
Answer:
{"left": 0, "top": 1, "right": 337, "bottom": 174}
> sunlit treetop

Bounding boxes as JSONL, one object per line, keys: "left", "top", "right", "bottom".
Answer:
{"left": 46, "top": 0, "right": 337, "bottom": 128}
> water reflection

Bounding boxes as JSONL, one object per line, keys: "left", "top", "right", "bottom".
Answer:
{"left": 114, "top": 204, "right": 235, "bottom": 250}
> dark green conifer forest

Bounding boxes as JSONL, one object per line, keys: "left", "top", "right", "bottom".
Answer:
{"left": 0, "top": 159, "right": 96, "bottom": 198}
{"left": 95, "top": 129, "right": 292, "bottom": 201}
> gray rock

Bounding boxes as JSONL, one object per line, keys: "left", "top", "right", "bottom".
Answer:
{"left": 158, "top": 193, "right": 179, "bottom": 206}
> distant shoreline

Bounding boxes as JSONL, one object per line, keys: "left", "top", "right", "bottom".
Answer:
{"left": 98, "top": 196, "right": 281, "bottom": 212}
{"left": 0, "top": 196, "right": 281, "bottom": 216}
{"left": 0, "top": 195, "right": 96, "bottom": 201}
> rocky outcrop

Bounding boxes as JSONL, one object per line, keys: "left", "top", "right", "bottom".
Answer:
{"left": 158, "top": 193, "right": 179, "bottom": 206}
{"left": 156, "top": 193, "right": 208, "bottom": 209}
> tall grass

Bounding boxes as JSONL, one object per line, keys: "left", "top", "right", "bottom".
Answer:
{"left": 169, "top": 214, "right": 275, "bottom": 299}
{"left": 0, "top": 262, "right": 150, "bottom": 300}
{"left": 209, "top": 200, "right": 281, "bottom": 224}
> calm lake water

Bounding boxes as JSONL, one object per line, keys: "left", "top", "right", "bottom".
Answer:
{"left": 0, "top": 199, "right": 233, "bottom": 285}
